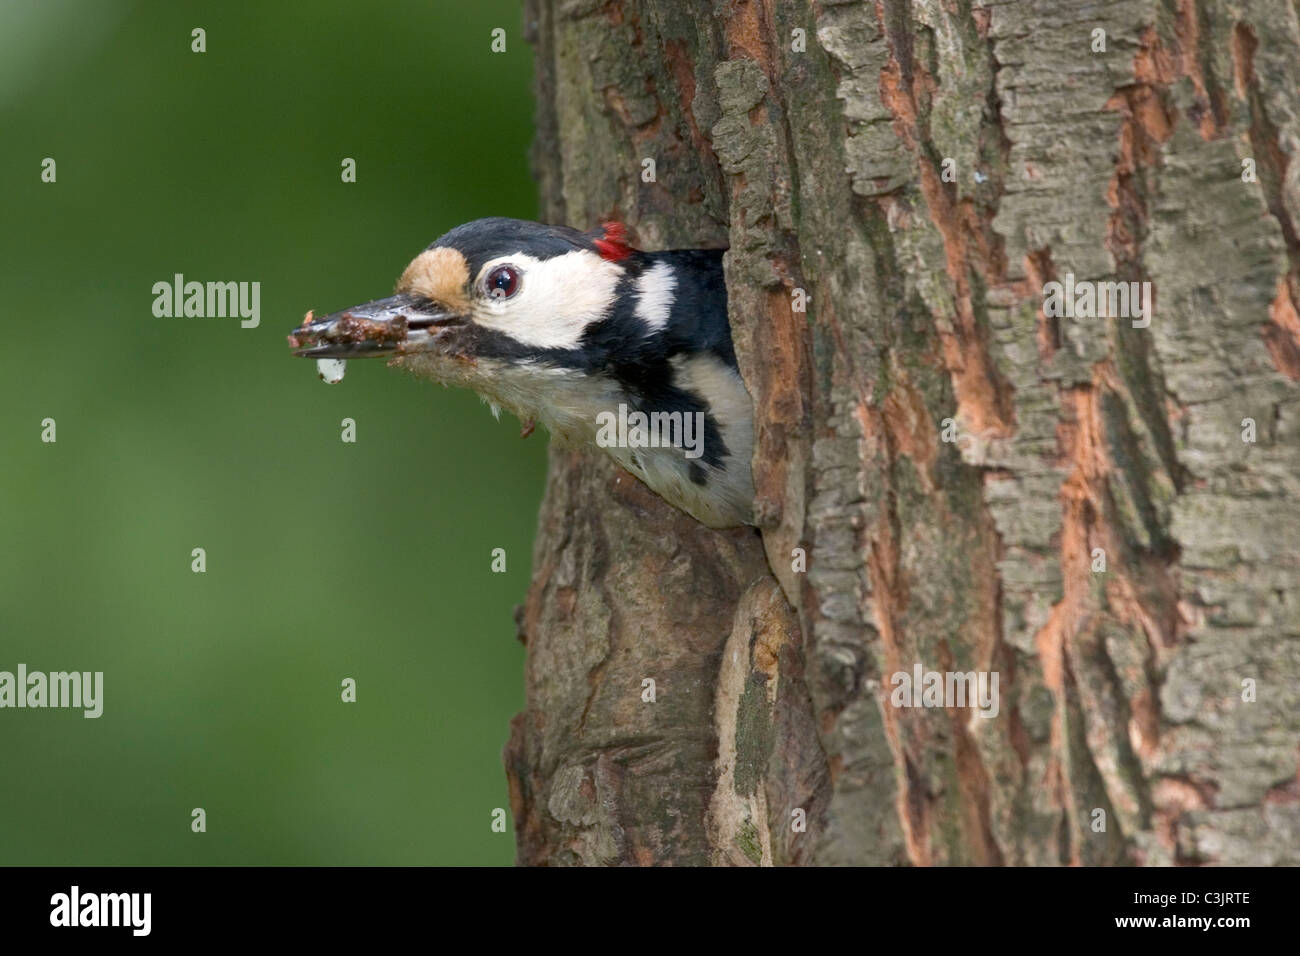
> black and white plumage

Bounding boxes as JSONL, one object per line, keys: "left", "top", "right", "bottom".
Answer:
{"left": 289, "top": 217, "right": 755, "bottom": 528}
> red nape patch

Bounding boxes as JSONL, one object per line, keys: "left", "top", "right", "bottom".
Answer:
{"left": 592, "top": 221, "right": 633, "bottom": 261}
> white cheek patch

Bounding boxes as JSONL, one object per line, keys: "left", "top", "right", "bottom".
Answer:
{"left": 633, "top": 260, "right": 677, "bottom": 333}
{"left": 472, "top": 250, "right": 623, "bottom": 350}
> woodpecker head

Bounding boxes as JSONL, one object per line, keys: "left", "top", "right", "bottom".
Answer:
{"left": 290, "top": 217, "right": 754, "bottom": 528}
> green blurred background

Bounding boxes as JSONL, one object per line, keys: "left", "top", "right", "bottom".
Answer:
{"left": 0, "top": 0, "right": 541, "bottom": 864}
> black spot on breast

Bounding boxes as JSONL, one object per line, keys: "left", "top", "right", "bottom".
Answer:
{"left": 688, "top": 462, "right": 708, "bottom": 486}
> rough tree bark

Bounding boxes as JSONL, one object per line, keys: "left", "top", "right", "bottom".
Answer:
{"left": 504, "top": 0, "right": 1300, "bottom": 866}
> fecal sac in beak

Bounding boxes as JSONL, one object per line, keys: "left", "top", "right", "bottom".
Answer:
{"left": 316, "top": 357, "right": 347, "bottom": 384}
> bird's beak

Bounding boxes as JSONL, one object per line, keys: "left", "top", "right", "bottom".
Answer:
{"left": 288, "top": 293, "right": 467, "bottom": 358}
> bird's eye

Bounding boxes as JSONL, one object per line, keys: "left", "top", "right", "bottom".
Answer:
{"left": 485, "top": 265, "right": 521, "bottom": 300}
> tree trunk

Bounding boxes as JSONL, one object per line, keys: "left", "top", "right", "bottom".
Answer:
{"left": 504, "top": 0, "right": 1300, "bottom": 866}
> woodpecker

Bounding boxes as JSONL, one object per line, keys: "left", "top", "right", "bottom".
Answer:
{"left": 289, "top": 218, "right": 755, "bottom": 528}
